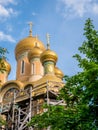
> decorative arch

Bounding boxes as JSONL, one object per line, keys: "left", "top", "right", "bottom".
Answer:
{"left": 3, "top": 88, "right": 19, "bottom": 103}
{"left": 24, "top": 83, "right": 33, "bottom": 90}
{"left": 1, "top": 80, "right": 23, "bottom": 91}
{"left": 0, "top": 80, "right": 23, "bottom": 102}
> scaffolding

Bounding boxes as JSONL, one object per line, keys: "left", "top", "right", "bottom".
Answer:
{"left": 0, "top": 81, "right": 65, "bottom": 130}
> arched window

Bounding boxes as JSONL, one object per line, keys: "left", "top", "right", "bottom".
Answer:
{"left": 31, "top": 63, "right": 35, "bottom": 74}
{"left": 21, "top": 60, "right": 25, "bottom": 74}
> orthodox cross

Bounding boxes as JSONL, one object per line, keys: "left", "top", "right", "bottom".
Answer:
{"left": 28, "top": 22, "right": 33, "bottom": 36}
{"left": 46, "top": 33, "right": 50, "bottom": 49}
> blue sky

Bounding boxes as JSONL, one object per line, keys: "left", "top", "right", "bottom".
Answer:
{"left": 0, "top": 0, "right": 98, "bottom": 80}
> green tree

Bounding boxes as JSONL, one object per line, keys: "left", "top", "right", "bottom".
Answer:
{"left": 0, "top": 47, "right": 7, "bottom": 127}
{"left": 28, "top": 18, "right": 98, "bottom": 130}
{"left": 0, "top": 47, "right": 7, "bottom": 72}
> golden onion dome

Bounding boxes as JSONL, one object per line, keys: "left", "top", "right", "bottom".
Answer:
{"left": 0, "top": 59, "right": 11, "bottom": 74}
{"left": 54, "top": 67, "right": 64, "bottom": 79}
{"left": 28, "top": 46, "right": 43, "bottom": 61}
{"left": 15, "top": 36, "right": 45, "bottom": 59}
{"left": 40, "top": 49, "right": 58, "bottom": 64}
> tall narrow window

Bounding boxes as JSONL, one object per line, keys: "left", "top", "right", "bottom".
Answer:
{"left": 21, "top": 60, "right": 25, "bottom": 74}
{"left": 31, "top": 63, "right": 35, "bottom": 74}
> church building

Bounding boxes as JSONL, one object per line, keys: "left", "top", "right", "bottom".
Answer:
{"left": 0, "top": 23, "right": 64, "bottom": 130}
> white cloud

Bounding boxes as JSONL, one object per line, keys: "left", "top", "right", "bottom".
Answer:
{"left": 57, "top": 0, "right": 98, "bottom": 18}
{"left": 0, "top": 5, "right": 14, "bottom": 17}
{"left": 93, "top": 3, "right": 98, "bottom": 14}
{"left": 0, "top": 0, "right": 17, "bottom": 19}
{"left": 0, "top": 31, "right": 16, "bottom": 43}
{"left": 0, "top": 5, "right": 9, "bottom": 17}
{"left": 0, "top": 0, "right": 16, "bottom": 6}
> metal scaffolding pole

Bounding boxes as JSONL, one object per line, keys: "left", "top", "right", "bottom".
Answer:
{"left": 29, "top": 86, "right": 32, "bottom": 121}
{"left": 12, "top": 91, "right": 16, "bottom": 130}
{"left": 29, "top": 86, "right": 33, "bottom": 130}
{"left": 46, "top": 81, "right": 49, "bottom": 106}
{"left": 1, "top": 81, "right": 64, "bottom": 130}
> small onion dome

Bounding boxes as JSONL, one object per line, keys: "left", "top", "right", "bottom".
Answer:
{"left": 15, "top": 36, "right": 45, "bottom": 59}
{"left": 0, "top": 59, "right": 11, "bottom": 74}
{"left": 28, "top": 47, "right": 43, "bottom": 61}
{"left": 54, "top": 67, "right": 64, "bottom": 79}
{"left": 40, "top": 49, "right": 58, "bottom": 65}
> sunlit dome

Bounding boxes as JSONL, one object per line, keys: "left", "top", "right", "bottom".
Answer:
{"left": 54, "top": 67, "right": 64, "bottom": 79}
{"left": 40, "top": 49, "right": 58, "bottom": 65}
{"left": 15, "top": 36, "right": 45, "bottom": 60}
{"left": 0, "top": 59, "right": 11, "bottom": 74}
{"left": 28, "top": 46, "right": 43, "bottom": 61}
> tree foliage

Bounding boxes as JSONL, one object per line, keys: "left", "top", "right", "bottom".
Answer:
{"left": 0, "top": 47, "right": 7, "bottom": 73}
{"left": 0, "top": 47, "right": 7, "bottom": 126}
{"left": 28, "top": 18, "right": 98, "bottom": 130}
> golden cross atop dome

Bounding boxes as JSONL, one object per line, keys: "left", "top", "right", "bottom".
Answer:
{"left": 28, "top": 22, "right": 33, "bottom": 36}
{"left": 46, "top": 33, "right": 50, "bottom": 49}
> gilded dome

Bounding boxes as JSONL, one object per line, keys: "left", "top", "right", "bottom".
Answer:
{"left": 54, "top": 67, "right": 64, "bottom": 79}
{"left": 28, "top": 47, "right": 43, "bottom": 61}
{"left": 0, "top": 59, "right": 11, "bottom": 74}
{"left": 15, "top": 36, "right": 45, "bottom": 59}
{"left": 40, "top": 49, "right": 58, "bottom": 64}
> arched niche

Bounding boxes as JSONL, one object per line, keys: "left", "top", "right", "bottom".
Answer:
{"left": 0, "top": 81, "right": 22, "bottom": 102}
{"left": 24, "top": 84, "right": 33, "bottom": 90}
{"left": 3, "top": 88, "right": 19, "bottom": 103}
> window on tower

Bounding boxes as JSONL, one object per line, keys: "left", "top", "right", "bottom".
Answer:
{"left": 31, "top": 63, "right": 35, "bottom": 75}
{"left": 21, "top": 60, "right": 25, "bottom": 74}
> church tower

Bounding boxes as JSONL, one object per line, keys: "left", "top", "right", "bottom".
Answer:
{"left": 15, "top": 23, "right": 45, "bottom": 82}
{"left": 0, "top": 23, "right": 64, "bottom": 130}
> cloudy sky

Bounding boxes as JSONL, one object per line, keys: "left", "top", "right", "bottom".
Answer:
{"left": 0, "top": 0, "right": 98, "bottom": 80}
